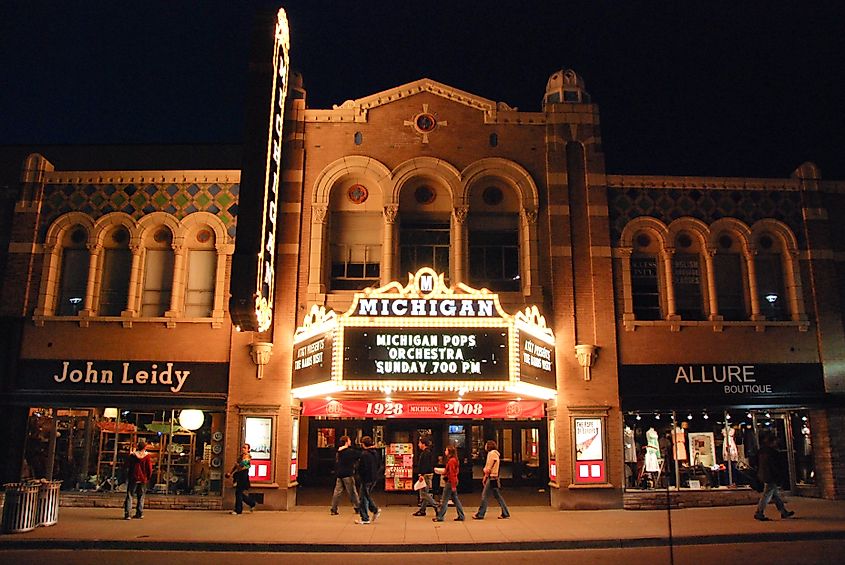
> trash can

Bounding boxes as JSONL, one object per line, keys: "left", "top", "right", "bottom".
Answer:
{"left": 35, "top": 481, "right": 62, "bottom": 527}
{"left": 2, "top": 483, "right": 39, "bottom": 534}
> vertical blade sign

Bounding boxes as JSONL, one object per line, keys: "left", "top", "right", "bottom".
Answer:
{"left": 230, "top": 8, "right": 291, "bottom": 332}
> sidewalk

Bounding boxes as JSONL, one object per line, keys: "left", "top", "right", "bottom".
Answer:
{"left": 2, "top": 498, "right": 844, "bottom": 552}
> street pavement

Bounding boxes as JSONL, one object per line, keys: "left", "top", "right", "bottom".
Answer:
{"left": 1, "top": 497, "right": 844, "bottom": 557}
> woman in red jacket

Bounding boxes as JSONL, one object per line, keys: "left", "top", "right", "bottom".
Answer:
{"left": 433, "top": 445, "right": 465, "bottom": 522}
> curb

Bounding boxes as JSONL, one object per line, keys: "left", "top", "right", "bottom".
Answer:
{"left": 1, "top": 531, "right": 843, "bottom": 553}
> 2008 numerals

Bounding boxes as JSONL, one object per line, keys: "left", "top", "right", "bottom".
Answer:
{"left": 365, "top": 402, "right": 404, "bottom": 415}
{"left": 443, "top": 402, "right": 483, "bottom": 416}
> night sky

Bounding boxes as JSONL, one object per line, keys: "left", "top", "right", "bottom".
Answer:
{"left": 2, "top": 0, "right": 843, "bottom": 179}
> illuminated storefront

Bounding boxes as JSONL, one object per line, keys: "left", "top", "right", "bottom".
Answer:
{"left": 291, "top": 268, "right": 556, "bottom": 490}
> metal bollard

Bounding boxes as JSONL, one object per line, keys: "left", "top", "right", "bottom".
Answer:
{"left": 36, "top": 481, "right": 62, "bottom": 527}
{"left": 2, "top": 483, "right": 39, "bottom": 534}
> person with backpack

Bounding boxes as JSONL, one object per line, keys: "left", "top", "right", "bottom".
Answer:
{"left": 355, "top": 435, "right": 382, "bottom": 524}
{"left": 473, "top": 439, "right": 510, "bottom": 519}
{"left": 330, "top": 435, "right": 360, "bottom": 515}
{"left": 123, "top": 440, "right": 154, "bottom": 520}
{"left": 433, "top": 445, "right": 465, "bottom": 522}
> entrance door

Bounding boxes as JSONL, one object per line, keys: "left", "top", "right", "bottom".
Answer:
{"left": 494, "top": 423, "right": 544, "bottom": 487}
{"left": 754, "top": 411, "right": 794, "bottom": 491}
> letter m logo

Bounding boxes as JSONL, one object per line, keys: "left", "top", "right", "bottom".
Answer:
{"left": 420, "top": 275, "right": 433, "bottom": 293}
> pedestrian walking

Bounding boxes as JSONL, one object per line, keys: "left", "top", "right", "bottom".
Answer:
{"left": 123, "top": 440, "right": 153, "bottom": 520}
{"left": 433, "top": 445, "right": 465, "bottom": 522}
{"left": 355, "top": 435, "right": 382, "bottom": 525}
{"left": 473, "top": 439, "right": 510, "bottom": 520}
{"left": 412, "top": 436, "right": 437, "bottom": 516}
{"left": 754, "top": 433, "right": 795, "bottom": 521}
{"left": 330, "top": 435, "right": 360, "bottom": 515}
{"left": 225, "top": 443, "right": 256, "bottom": 515}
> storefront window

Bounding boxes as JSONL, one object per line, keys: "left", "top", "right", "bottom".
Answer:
{"left": 23, "top": 407, "right": 224, "bottom": 496}
{"left": 623, "top": 409, "right": 815, "bottom": 492}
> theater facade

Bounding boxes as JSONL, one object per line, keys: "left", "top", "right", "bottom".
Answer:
{"left": 1, "top": 14, "right": 844, "bottom": 510}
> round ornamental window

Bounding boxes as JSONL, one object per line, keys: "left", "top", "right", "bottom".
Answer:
{"left": 154, "top": 228, "right": 172, "bottom": 244}
{"left": 414, "top": 113, "right": 437, "bottom": 133}
{"left": 70, "top": 227, "right": 88, "bottom": 245}
{"left": 347, "top": 184, "right": 368, "bottom": 205}
{"left": 111, "top": 227, "right": 129, "bottom": 245}
{"left": 414, "top": 186, "right": 436, "bottom": 205}
{"left": 759, "top": 235, "right": 774, "bottom": 250}
{"left": 482, "top": 186, "right": 504, "bottom": 206}
{"left": 676, "top": 233, "right": 693, "bottom": 249}
{"left": 196, "top": 229, "right": 212, "bottom": 243}
{"left": 635, "top": 233, "right": 651, "bottom": 248}
{"left": 719, "top": 234, "right": 733, "bottom": 249}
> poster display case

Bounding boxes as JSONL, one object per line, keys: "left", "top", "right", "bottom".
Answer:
{"left": 384, "top": 442, "right": 414, "bottom": 491}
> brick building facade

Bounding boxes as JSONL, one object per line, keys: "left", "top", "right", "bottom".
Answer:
{"left": 1, "top": 67, "right": 843, "bottom": 511}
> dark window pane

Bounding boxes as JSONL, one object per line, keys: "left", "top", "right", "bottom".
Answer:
{"left": 714, "top": 253, "right": 746, "bottom": 320}
{"left": 631, "top": 255, "right": 661, "bottom": 320}
{"left": 57, "top": 248, "right": 89, "bottom": 316}
{"left": 99, "top": 248, "right": 131, "bottom": 316}
{"left": 755, "top": 254, "right": 786, "bottom": 320}
{"left": 673, "top": 253, "right": 703, "bottom": 320}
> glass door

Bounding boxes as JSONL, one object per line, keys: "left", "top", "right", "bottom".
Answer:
{"left": 754, "top": 411, "right": 795, "bottom": 491}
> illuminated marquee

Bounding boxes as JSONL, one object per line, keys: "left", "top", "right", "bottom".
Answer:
{"left": 291, "top": 268, "right": 557, "bottom": 399}
{"left": 230, "top": 8, "right": 291, "bottom": 332}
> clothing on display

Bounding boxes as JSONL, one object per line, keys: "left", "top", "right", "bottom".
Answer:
{"left": 722, "top": 427, "right": 738, "bottom": 462}
{"left": 623, "top": 426, "right": 637, "bottom": 463}
{"left": 644, "top": 428, "right": 660, "bottom": 473}
{"left": 671, "top": 426, "right": 687, "bottom": 461}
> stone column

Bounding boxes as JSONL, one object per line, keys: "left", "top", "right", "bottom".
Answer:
{"left": 307, "top": 205, "right": 328, "bottom": 296}
{"left": 167, "top": 242, "right": 186, "bottom": 317}
{"left": 745, "top": 246, "right": 764, "bottom": 320}
{"left": 382, "top": 205, "right": 398, "bottom": 284}
{"left": 122, "top": 243, "right": 143, "bottom": 317}
{"left": 521, "top": 208, "right": 539, "bottom": 296}
{"left": 452, "top": 206, "right": 469, "bottom": 285}
{"left": 81, "top": 243, "right": 102, "bottom": 315}
{"left": 661, "top": 247, "right": 677, "bottom": 318}
{"left": 704, "top": 247, "right": 720, "bottom": 320}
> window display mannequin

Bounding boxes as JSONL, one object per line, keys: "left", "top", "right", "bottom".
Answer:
{"left": 722, "top": 427, "right": 738, "bottom": 461}
{"left": 624, "top": 426, "right": 637, "bottom": 463}
{"left": 671, "top": 425, "right": 687, "bottom": 461}
{"left": 645, "top": 427, "right": 661, "bottom": 474}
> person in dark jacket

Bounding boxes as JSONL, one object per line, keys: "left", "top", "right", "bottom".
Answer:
{"left": 754, "top": 433, "right": 795, "bottom": 521}
{"left": 433, "top": 445, "right": 465, "bottom": 522}
{"left": 225, "top": 442, "right": 256, "bottom": 515}
{"left": 124, "top": 440, "right": 154, "bottom": 520}
{"left": 330, "top": 435, "right": 360, "bottom": 515}
{"left": 412, "top": 436, "right": 437, "bottom": 516}
{"left": 355, "top": 436, "right": 381, "bottom": 524}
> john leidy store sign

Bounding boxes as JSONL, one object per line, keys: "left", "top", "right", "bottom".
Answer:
{"left": 17, "top": 359, "right": 229, "bottom": 395}
{"left": 619, "top": 363, "right": 825, "bottom": 407}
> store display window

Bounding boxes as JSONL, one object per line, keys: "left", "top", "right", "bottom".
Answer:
{"left": 23, "top": 407, "right": 225, "bottom": 496}
{"left": 622, "top": 408, "right": 815, "bottom": 492}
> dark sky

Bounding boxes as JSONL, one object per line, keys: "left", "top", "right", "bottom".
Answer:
{"left": 2, "top": 0, "right": 844, "bottom": 179}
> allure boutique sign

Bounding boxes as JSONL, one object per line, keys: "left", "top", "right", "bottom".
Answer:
{"left": 17, "top": 359, "right": 229, "bottom": 395}
{"left": 619, "top": 363, "right": 825, "bottom": 408}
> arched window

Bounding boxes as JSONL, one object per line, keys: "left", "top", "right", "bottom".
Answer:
{"left": 399, "top": 182, "right": 451, "bottom": 280}
{"left": 184, "top": 227, "right": 217, "bottom": 317}
{"left": 755, "top": 233, "right": 787, "bottom": 321}
{"left": 56, "top": 226, "right": 89, "bottom": 316}
{"left": 630, "top": 231, "right": 662, "bottom": 320}
{"left": 140, "top": 227, "right": 175, "bottom": 317}
{"left": 98, "top": 226, "right": 131, "bottom": 316}
{"left": 672, "top": 231, "right": 705, "bottom": 320}
{"left": 468, "top": 184, "right": 520, "bottom": 292}
{"left": 329, "top": 182, "right": 381, "bottom": 290}
{"left": 713, "top": 231, "right": 748, "bottom": 320}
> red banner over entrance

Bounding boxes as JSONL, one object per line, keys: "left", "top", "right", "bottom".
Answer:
{"left": 301, "top": 399, "right": 545, "bottom": 419}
